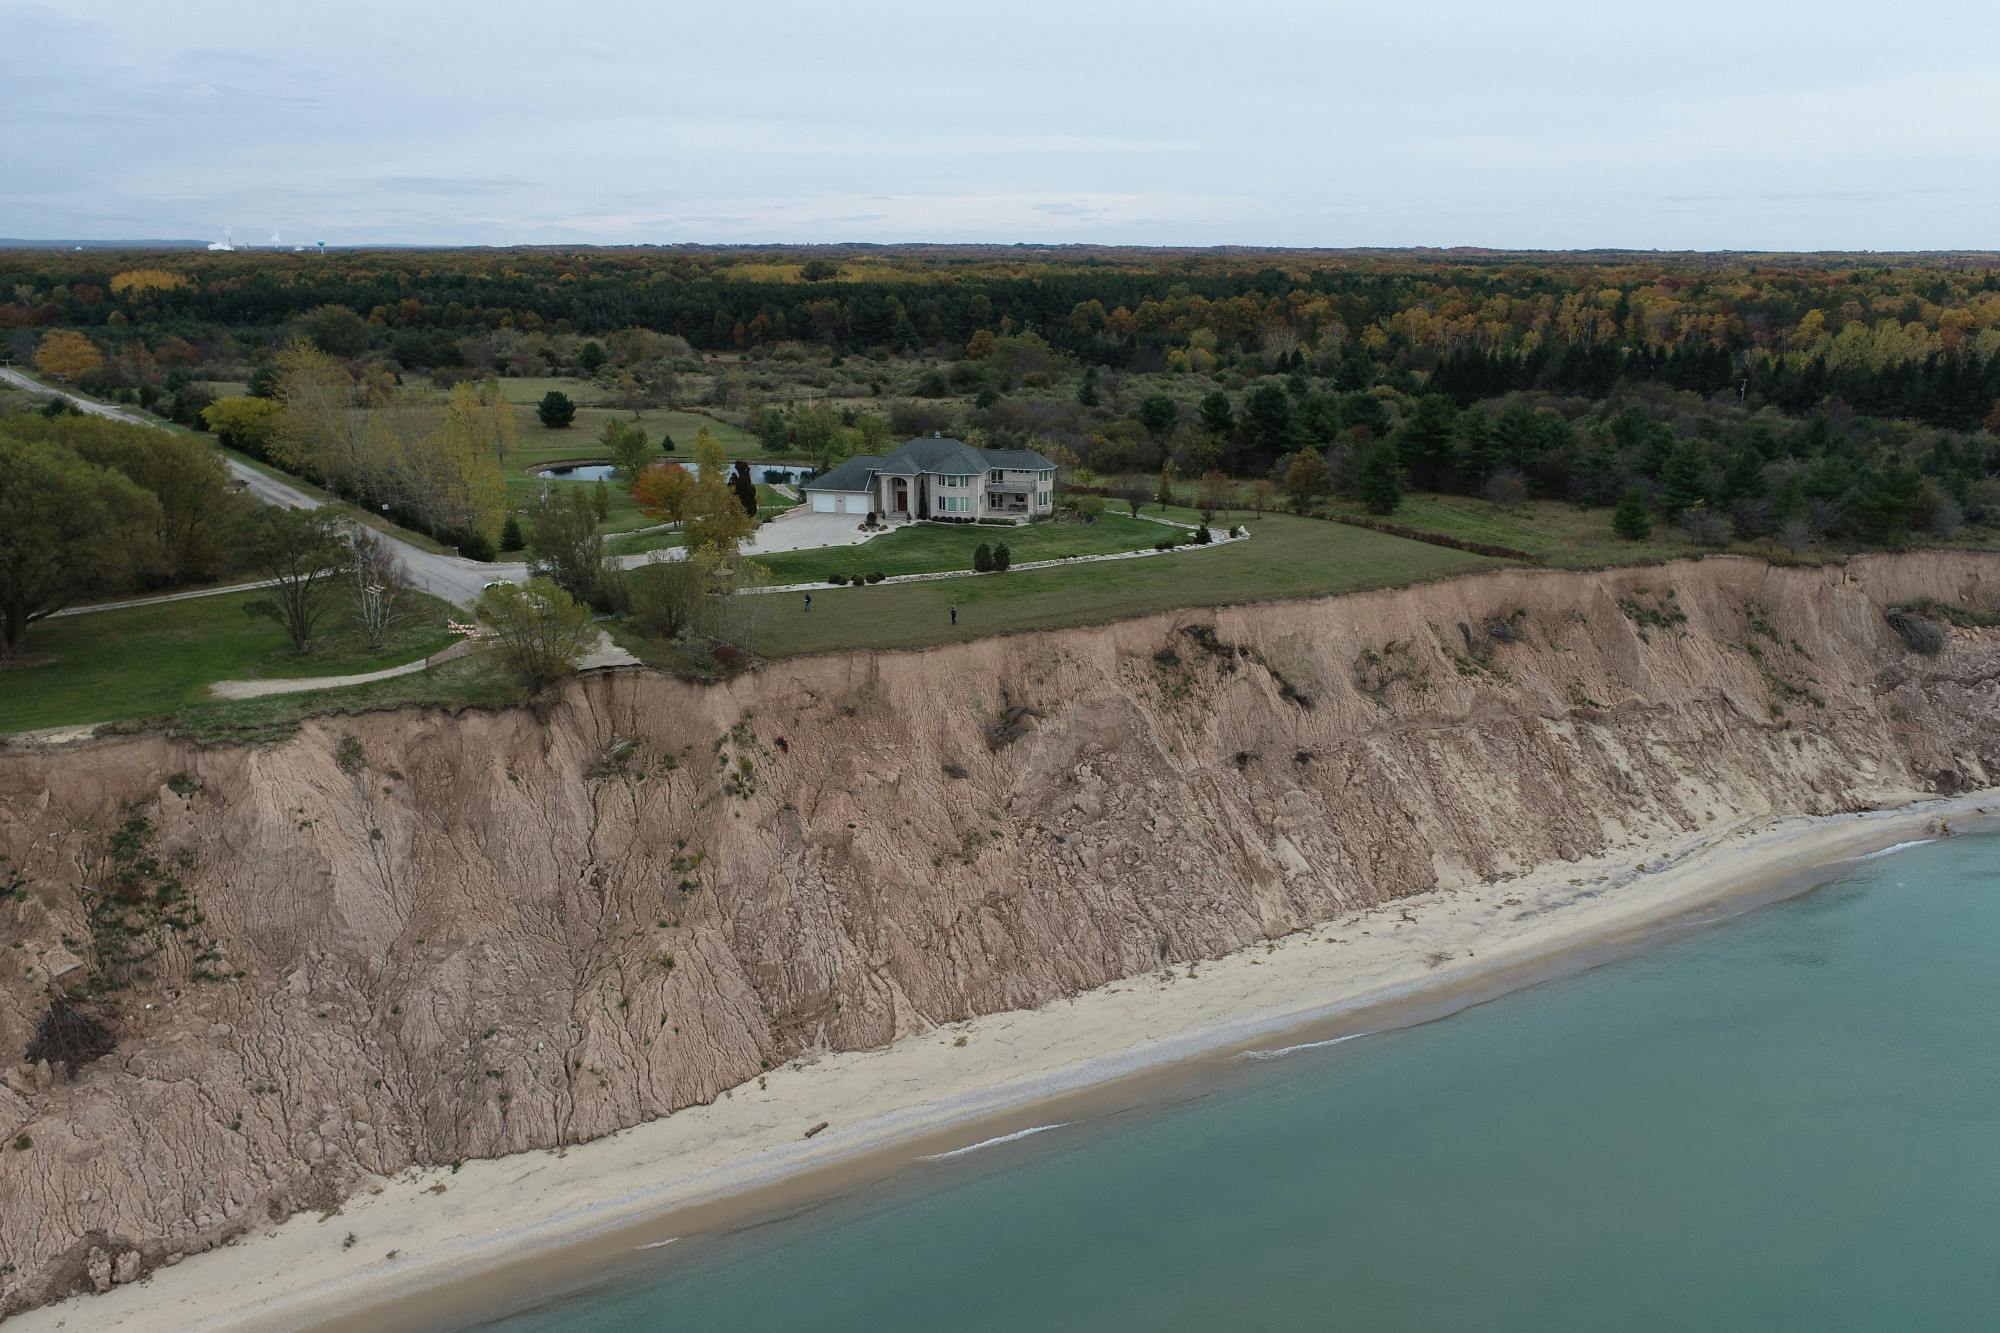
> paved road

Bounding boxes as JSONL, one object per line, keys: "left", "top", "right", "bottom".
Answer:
{"left": 3, "top": 367, "right": 506, "bottom": 609}
{"left": 4, "top": 370, "right": 878, "bottom": 609}
{"left": 51, "top": 577, "right": 281, "bottom": 618}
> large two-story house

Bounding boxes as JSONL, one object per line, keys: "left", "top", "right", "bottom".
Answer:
{"left": 803, "top": 435, "right": 1056, "bottom": 521}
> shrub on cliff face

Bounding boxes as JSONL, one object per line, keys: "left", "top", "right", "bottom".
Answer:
{"left": 1886, "top": 609, "right": 1945, "bottom": 655}
{"left": 25, "top": 996, "right": 116, "bottom": 1079}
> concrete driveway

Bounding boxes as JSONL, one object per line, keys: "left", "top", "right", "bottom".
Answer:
{"left": 743, "top": 507, "right": 884, "bottom": 553}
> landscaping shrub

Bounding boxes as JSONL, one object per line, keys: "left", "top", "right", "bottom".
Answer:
{"left": 1194, "top": 523, "right": 1212, "bottom": 544}
{"left": 973, "top": 543, "right": 993, "bottom": 573}
{"left": 992, "top": 543, "right": 1012, "bottom": 572}
{"left": 866, "top": 571, "right": 885, "bottom": 583}
{"left": 828, "top": 572, "right": 848, "bottom": 585}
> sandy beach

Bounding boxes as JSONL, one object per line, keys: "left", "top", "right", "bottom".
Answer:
{"left": 13, "top": 789, "right": 1993, "bottom": 1333}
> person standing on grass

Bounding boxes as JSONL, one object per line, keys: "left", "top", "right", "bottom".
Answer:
{"left": 950, "top": 604, "right": 958, "bottom": 626}
{"left": 804, "top": 594, "right": 812, "bottom": 614}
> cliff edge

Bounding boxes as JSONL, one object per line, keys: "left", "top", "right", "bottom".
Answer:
{"left": 5, "top": 552, "right": 2000, "bottom": 1315}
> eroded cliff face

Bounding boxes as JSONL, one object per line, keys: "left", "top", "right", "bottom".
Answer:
{"left": 6, "top": 553, "right": 2000, "bottom": 1312}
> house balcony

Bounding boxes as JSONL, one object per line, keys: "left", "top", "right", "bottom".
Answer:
{"left": 985, "top": 485, "right": 1033, "bottom": 515}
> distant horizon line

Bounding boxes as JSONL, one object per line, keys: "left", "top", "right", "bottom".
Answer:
{"left": 6, "top": 238, "right": 2000, "bottom": 259}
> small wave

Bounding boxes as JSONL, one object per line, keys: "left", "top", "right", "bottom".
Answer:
{"left": 1852, "top": 839, "right": 1935, "bottom": 862}
{"left": 634, "top": 1238, "right": 678, "bottom": 1250}
{"left": 1239, "top": 1031, "right": 1371, "bottom": 1062}
{"left": 919, "top": 1123, "right": 1068, "bottom": 1161}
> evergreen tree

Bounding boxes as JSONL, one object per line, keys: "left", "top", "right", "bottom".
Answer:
{"left": 1076, "top": 366, "right": 1100, "bottom": 407}
{"left": 536, "top": 390, "right": 576, "bottom": 429}
{"left": 973, "top": 542, "right": 993, "bottom": 573}
{"left": 1198, "top": 390, "right": 1235, "bottom": 438}
{"left": 1244, "top": 383, "right": 1294, "bottom": 456}
{"left": 499, "top": 513, "right": 525, "bottom": 552}
{"left": 1355, "top": 440, "right": 1404, "bottom": 515}
{"left": 1397, "top": 395, "right": 1459, "bottom": 491}
{"left": 730, "top": 459, "right": 759, "bottom": 517}
{"left": 1850, "top": 459, "right": 1922, "bottom": 544}
{"left": 1613, "top": 486, "right": 1653, "bottom": 541}
{"left": 1657, "top": 442, "right": 1709, "bottom": 517}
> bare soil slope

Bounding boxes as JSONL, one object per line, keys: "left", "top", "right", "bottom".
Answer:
{"left": 6, "top": 553, "right": 2000, "bottom": 1316}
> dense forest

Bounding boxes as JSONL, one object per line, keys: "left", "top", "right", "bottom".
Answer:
{"left": 7, "top": 246, "right": 2000, "bottom": 427}
{"left": 7, "top": 244, "right": 2000, "bottom": 552}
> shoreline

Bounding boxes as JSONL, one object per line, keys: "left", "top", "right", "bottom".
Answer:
{"left": 12, "top": 789, "right": 1994, "bottom": 1332}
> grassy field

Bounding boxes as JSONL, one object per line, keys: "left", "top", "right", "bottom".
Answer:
{"left": 752, "top": 513, "right": 1177, "bottom": 584}
{"left": 151, "top": 650, "right": 527, "bottom": 746}
{"left": 626, "top": 512, "right": 1498, "bottom": 661}
{"left": 0, "top": 589, "right": 459, "bottom": 734}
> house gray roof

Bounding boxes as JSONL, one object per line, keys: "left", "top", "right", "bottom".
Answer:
{"left": 802, "top": 438, "right": 1055, "bottom": 493}
{"left": 877, "top": 436, "right": 993, "bottom": 476}
{"left": 803, "top": 453, "right": 883, "bottom": 493}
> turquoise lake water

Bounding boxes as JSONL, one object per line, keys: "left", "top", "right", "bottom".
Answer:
{"left": 477, "top": 835, "right": 2000, "bottom": 1332}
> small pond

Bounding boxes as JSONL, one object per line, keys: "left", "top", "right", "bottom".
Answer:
{"left": 534, "top": 461, "right": 818, "bottom": 484}
{"left": 537, "top": 462, "right": 619, "bottom": 481}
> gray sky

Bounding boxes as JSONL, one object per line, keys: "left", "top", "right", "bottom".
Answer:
{"left": 5, "top": 0, "right": 1997, "bottom": 249}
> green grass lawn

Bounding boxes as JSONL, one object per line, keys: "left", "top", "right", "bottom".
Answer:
{"left": 630, "top": 512, "right": 1498, "bottom": 661}
{"left": 155, "top": 650, "right": 527, "bottom": 746}
{"left": 0, "top": 589, "right": 459, "bottom": 735}
{"left": 752, "top": 513, "right": 1177, "bottom": 584}
{"left": 503, "top": 399, "right": 799, "bottom": 535}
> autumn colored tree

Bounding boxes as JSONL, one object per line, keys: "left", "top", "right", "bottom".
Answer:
{"left": 632, "top": 461, "right": 693, "bottom": 526}
{"left": 270, "top": 339, "right": 362, "bottom": 487}
{"left": 34, "top": 330, "right": 102, "bottom": 382}
{"left": 1283, "top": 449, "right": 1332, "bottom": 509}
{"left": 109, "top": 268, "right": 189, "bottom": 296}
{"left": 682, "top": 426, "right": 755, "bottom": 560}
{"left": 201, "top": 395, "right": 283, "bottom": 459}
{"left": 1196, "top": 470, "right": 1233, "bottom": 522}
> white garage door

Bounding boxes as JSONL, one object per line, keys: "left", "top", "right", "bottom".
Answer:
{"left": 841, "top": 493, "right": 870, "bottom": 514}
{"left": 811, "top": 493, "right": 836, "bottom": 513}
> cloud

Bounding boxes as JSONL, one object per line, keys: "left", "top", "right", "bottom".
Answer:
{"left": 5, "top": 0, "right": 1997, "bottom": 247}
